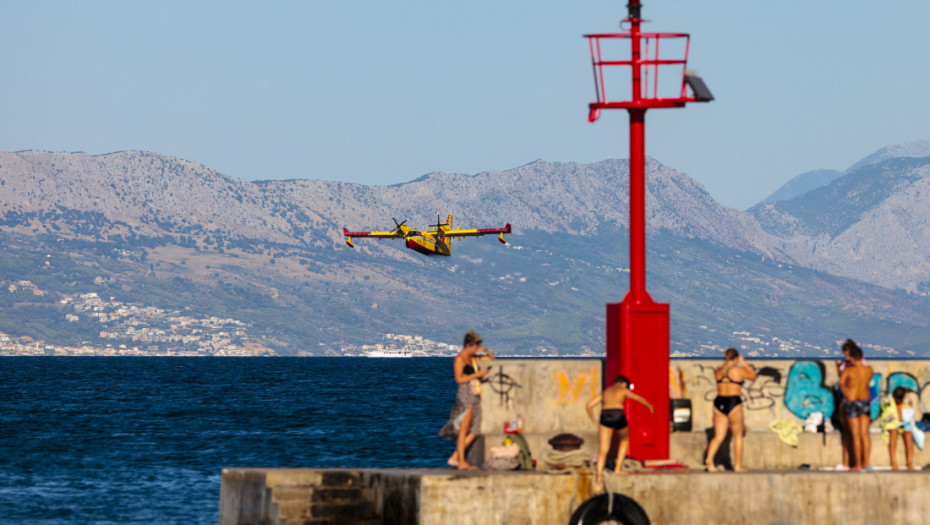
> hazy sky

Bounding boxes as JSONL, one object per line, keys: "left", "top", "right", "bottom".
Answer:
{"left": 2, "top": 1, "right": 929, "bottom": 209}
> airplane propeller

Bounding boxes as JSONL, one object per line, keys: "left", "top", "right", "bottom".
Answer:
{"left": 391, "top": 217, "right": 408, "bottom": 236}
{"left": 432, "top": 213, "right": 447, "bottom": 239}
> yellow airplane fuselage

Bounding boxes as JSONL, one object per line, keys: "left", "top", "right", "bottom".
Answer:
{"left": 405, "top": 232, "right": 452, "bottom": 256}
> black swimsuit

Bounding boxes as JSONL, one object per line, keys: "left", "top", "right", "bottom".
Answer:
{"left": 599, "top": 408, "right": 628, "bottom": 430}
{"left": 714, "top": 373, "right": 744, "bottom": 415}
{"left": 714, "top": 395, "right": 742, "bottom": 415}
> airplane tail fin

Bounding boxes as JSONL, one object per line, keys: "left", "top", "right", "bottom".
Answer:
{"left": 343, "top": 227, "right": 354, "bottom": 248}
{"left": 498, "top": 223, "right": 511, "bottom": 244}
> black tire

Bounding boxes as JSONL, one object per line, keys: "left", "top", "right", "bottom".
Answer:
{"left": 568, "top": 493, "right": 650, "bottom": 525}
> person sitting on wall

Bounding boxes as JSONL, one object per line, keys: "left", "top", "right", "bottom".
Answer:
{"left": 840, "top": 339, "right": 874, "bottom": 472}
{"left": 705, "top": 348, "right": 757, "bottom": 472}
{"left": 586, "top": 376, "right": 654, "bottom": 492}
{"left": 882, "top": 386, "right": 922, "bottom": 471}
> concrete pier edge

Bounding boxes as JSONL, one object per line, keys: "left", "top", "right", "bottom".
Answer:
{"left": 219, "top": 466, "right": 930, "bottom": 525}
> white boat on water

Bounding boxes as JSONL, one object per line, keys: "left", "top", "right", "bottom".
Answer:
{"left": 364, "top": 345, "right": 413, "bottom": 358}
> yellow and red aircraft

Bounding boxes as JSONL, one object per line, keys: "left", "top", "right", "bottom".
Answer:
{"left": 343, "top": 214, "right": 511, "bottom": 256}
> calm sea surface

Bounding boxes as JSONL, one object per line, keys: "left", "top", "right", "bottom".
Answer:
{"left": 0, "top": 357, "right": 457, "bottom": 524}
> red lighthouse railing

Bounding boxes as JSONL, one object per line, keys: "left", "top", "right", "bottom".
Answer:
{"left": 586, "top": 31, "right": 700, "bottom": 121}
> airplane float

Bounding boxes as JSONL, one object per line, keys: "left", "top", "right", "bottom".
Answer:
{"left": 343, "top": 214, "right": 511, "bottom": 257}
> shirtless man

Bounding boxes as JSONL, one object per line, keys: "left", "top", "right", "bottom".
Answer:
{"left": 586, "top": 376, "right": 654, "bottom": 491}
{"left": 840, "top": 339, "right": 873, "bottom": 471}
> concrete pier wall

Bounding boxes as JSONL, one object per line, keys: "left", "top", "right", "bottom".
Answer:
{"left": 219, "top": 468, "right": 930, "bottom": 525}
{"left": 477, "top": 360, "right": 601, "bottom": 467}
{"left": 478, "top": 359, "right": 930, "bottom": 440}
{"left": 479, "top": 359, "right": 600, "bottom": 437}
{"left": 475, "top": 359, "right": 930, "bottom": 469}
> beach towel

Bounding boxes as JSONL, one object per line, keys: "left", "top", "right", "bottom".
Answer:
{"left": 768, "top": 420, "right": 802, "bottom": 447}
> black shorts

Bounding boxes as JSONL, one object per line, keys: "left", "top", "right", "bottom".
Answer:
{"left": 844, "top": 399, "right": 870, "bottom": 419}
{"left": 600, "top": 408, "right": 628, "bottom": 430}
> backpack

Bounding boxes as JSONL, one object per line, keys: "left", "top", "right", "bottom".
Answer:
{"left": 509, "top": 433, "right": 534, "bottom": 470}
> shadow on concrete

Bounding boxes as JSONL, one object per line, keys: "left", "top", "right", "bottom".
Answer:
{"left": 465, "top": 438, "right": 484, "bottom": 467}
{"left": 703, "top": 427, "right": 733, "bottom": 471}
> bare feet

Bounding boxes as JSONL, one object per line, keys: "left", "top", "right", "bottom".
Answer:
{"left": 456, "top": 462, "right": 478, "bottom": 470}
{"left": 594, "top": 478, "right": 604, "bottom": 494}
{"left": 705, "top": 463, "right": 718, "bottom": 472}
{"left": 612, "top": 469, "right": 629, "bottom": 476}
{"left": 734, "top": 467, "right": 745, "bottom": 473}
{"left": 447, "top": 453, "right": 459, "bottom": 467}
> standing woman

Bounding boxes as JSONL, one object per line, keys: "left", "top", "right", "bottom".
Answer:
{"left": 439, "top": 330, "right": 495, "bottom": 470}
{"left": 705, "top": 348, "right": 756, "bottom": 472}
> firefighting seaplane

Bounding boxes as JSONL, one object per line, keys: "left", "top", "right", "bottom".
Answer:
{"left": 343, "top": 214, "right": 511, "bottom": 257}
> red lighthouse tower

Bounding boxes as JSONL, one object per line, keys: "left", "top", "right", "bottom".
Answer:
{"left": 585, "top": 1, "right": 712, "bottom": 461}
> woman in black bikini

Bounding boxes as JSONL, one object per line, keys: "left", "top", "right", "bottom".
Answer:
{"left": 705, "top": 348, "right": 756, "bottom": 472}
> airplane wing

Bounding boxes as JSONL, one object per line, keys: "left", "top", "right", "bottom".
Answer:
{"left": 343, "top": 227, "right": 405, "bottom": 248}
{"left": 443, "top": 223, "right": 512, "bottom": 239}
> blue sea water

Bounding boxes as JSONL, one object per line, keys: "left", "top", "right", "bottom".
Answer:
{"left": 0, "top": 357, "right": 458, "bottom": 524}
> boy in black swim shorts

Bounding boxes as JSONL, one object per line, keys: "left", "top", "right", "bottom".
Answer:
{"left": 839, "top": 339, "right": 874, "bottom": 471}
{"left": 586, "top": 376, "right": 654, "bottom": 491}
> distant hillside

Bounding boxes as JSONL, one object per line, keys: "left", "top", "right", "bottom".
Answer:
{"left": 2, "top": 149, "right": 930, "bottom": 356}
{"left": 749, "top": 156, "right": 930, "bottom": 293}
{"left": 760, "top": 139, "right": 930, "bottom": 204}
{"left": 846, "top": 140, "right": 930, "bottom": 173}
{"left": 762, "top": 169, "right": 843, "bottom": 203}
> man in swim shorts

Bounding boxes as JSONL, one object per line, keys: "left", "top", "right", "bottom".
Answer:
{"left": 586, "top": 376, "right": 654, "bottom": 491}
{"left": 840, "top": 339, "right": 874, "bottom": 471}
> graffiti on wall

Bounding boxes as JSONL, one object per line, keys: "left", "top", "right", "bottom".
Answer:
{"left": 784, "top": 361, "right": 834, "bottom": 419}
{"left": 555, "top": 366, "right": 598, "bottom": 405}
{"left": 669, "top": 367, "right": 684, "bottom": 399}
{"left": 743, "top": 367, "right": 786, "bottom": 411}
{"left": 689, "top": 364, "right": 788, "bottom": 412}
{"left": 486, "top": 368, "right": 522, "bottom": 407}
{"left": 682, "top": 359, "right": 930, "bottom": 425}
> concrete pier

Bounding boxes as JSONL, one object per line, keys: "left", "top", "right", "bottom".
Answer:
{"left": 219, "top": 467, "right": 930, "bottom": 525}
{"left": 219, "top": 358, "right": 930, "bottom": 524}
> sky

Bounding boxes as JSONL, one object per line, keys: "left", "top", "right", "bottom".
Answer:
{"left": 2, "top": 1, "right": 929, "bottom": 210}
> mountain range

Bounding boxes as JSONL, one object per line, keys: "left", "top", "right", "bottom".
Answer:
{"left": 2, "top": 143, "right": 930, "bottom": 357}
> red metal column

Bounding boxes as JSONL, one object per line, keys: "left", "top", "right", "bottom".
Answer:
{"left": 627, "top": 108, "right": 648, "bottom": 303}
{"left": 628, "top": 1, "right": 647, "bottom": 303}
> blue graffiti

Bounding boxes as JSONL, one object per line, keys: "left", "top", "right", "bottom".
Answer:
{"left": 784, "top": 361, "right": 834, "bottom": 419}
{"left": 869, "top": 373, "right": 882, "bottom": 421}
{"left": 887, "top": 372, "right": 919, "bottom": 396}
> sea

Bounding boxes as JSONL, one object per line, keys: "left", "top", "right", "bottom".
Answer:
{"left": 0, "top": 357, "right": 459, "bottom": 524}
